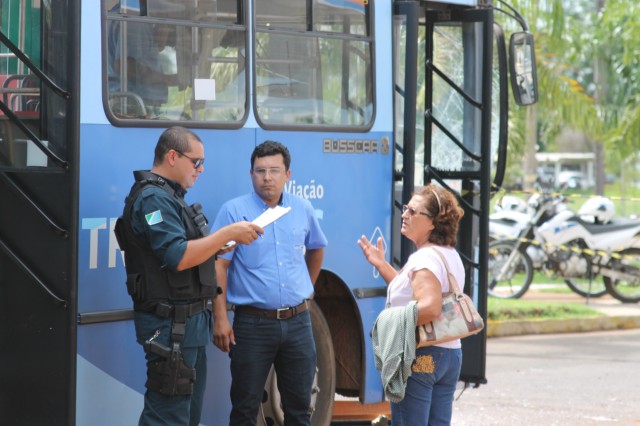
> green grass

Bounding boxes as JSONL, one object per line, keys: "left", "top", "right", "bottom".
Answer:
{"left": 564, "top": 185, "right": 640, "bottom": 218}
{"left": 604, "top": 182, "right": 640, "bottom": 200}
{"left": 488, "top": 298, "right": 603, "bottom": 321}
{"left": 494, "top": 184, "right": 640, "bottom": 217}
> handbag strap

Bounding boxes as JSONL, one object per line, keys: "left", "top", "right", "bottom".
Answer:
{"left": 430, "top": 247, "right": 462, "bottom": 295}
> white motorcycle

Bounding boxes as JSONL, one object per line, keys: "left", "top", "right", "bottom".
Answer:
{"left": 489, "top": 194, "right": 532, "bottom": 242}
{"left": 488, "top": 194, "right": 640, "bottom": 302}
{"left": 538, "top": 197, "right": 640, "bottom": 303}
{"left": 490, "top": 192, "right": 569, "bottom": 243}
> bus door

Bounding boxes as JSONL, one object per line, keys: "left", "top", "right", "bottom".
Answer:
{"left": 0, "top": 0, "right": 78, "bottom": 424}
{"left": 393, "top": 3, "right": 503, "bottom": 386}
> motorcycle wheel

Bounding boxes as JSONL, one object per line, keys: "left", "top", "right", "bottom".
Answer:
{"left": 603, "top": 248, "right": 640, "bottom": 303}
{"left": 564, "top": 277, "right": 607, "bottom": 298}
{"left": 488, "top": 240, "right": 533, "bottom": 299}
{"left": 564, "top": 279, "right": 607, "bottom": 297}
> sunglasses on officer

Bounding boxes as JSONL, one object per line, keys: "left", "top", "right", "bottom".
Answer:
{"left": 174, "top": 149, "right": 205, "bottom": 169}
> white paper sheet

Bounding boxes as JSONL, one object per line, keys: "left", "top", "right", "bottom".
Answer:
{"left": 222, "top": 206, "right": 292, "bottom": 249}
{"left": 252, "top": 206, "right": 291, "bottom": 228}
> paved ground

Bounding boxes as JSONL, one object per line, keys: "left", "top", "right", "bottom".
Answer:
{"left": 332, "top": 290, "right": 640, "bottom": 425}
{"left": 462, "top": 291, "right": 640, "bottom": 425}
{"left": 487, "top": 290, "right": 640, "bottom": 337}
{"left": 452, "top": 329, "right": 640, "bottom": 425}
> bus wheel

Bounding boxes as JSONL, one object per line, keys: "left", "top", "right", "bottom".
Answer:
{"left": 258, "top": 300, "right": 336, "bottom": 426}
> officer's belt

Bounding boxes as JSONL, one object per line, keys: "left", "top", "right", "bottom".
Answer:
{"left": 234, "top": 300, "right": 308, "bottom": 320}
{"left": 153, "top": 300, "right": 208, "bottom": 320}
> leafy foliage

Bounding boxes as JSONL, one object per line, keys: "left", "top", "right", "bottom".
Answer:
{"left": 496, "top": 0, "right": 640, "bottom": 187}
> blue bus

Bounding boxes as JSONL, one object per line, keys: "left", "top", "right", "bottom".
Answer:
{"left": 0, "top": 0, "right": 536, "bottom": 424}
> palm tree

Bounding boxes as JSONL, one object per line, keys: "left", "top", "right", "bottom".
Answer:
{"left": 498, "top": 0, "right": 640, "bottom": 193}
{"left": 497, "top": 0, "right": 598, "bottom": 191}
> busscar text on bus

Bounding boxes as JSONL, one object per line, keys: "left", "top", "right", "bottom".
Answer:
{"left": 0, "top": 0, "right": 537, "bottom": 424}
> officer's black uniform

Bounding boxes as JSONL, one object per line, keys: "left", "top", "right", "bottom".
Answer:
{"left": 115, "top": 170, "right": 216, "bottom": 426}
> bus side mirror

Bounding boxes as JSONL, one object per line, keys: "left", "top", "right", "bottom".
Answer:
{"left": 509, "top": 31, "right": 538, "bottom": 106}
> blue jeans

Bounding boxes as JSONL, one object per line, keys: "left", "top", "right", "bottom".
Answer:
{"left": 391, "top": 346, "right": 462, "bottom": 426}
{"left": 229, "top": 310, "right": 316, "bottom": 426}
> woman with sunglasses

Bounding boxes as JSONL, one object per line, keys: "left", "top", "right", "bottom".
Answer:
{"left": 357, "top": 183, "right": 465, "bottom": 426}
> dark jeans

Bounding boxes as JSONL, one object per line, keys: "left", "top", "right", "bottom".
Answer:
{"left": 229, "top": 309, "right": 316, "bottom": 426}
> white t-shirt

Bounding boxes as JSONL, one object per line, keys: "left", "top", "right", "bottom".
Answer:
{"left": 386, "top": 245, "right": 466, "bottom": 349}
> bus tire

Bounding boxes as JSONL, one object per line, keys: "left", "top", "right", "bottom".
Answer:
{"left": 258, "top": 300, "right": 336, "bottom": 426}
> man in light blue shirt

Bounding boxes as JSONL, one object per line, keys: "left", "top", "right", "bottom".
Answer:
{"left": 212, "top": 140, "right": 327, "bottom": 425}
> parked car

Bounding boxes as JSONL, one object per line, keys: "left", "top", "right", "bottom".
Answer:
{"left": 536, "top": 167, "right": 555, "bottom": 189}
{"left": 557, "top": 171, "right": 589, "bottom": 190}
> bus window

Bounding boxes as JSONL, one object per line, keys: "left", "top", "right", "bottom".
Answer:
{"left": 0, "top": 1, "right": 54, "bottom": 169}
{"left": 254, "top": 0, "right": 373, "bottom": 129}
{"left": 103, "top": 0, "right": 247, "bottom": 124}
{"left": 430, "top": 25, "right": 468, "bottom": 172}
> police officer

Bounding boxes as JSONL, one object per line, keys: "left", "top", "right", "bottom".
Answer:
{"left": 115, "top": 126, "right": 263, "bottom": 426}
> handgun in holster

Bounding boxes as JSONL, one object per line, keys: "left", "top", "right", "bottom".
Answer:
{"left": 143, "top": 319, "right": 195, "bottom": 396}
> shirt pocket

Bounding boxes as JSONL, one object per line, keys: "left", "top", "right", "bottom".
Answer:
{"left": 287, "top": 226, "right": 307, "bottom": 266}
{"left": 241, "top": 237, "right": 269, "bottom": 269}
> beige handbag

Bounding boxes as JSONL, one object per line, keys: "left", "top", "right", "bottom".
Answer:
{"left": 416, "top": 248, "right": 484, "bottom": 347}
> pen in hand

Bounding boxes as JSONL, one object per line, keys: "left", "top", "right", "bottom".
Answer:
{"left": 243, "top": 215, "right": 263, "bottom": 238}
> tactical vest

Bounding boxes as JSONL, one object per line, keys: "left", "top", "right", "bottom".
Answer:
{"left": 114, "top": 170, "right": 217, "bottom": 312}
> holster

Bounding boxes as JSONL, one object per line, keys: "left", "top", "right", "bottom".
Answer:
{"left": 143, "top": 305, "right": 196, "bottom": 396}
{"left": 145, "top": 341, "right": 195, "bottom": 396}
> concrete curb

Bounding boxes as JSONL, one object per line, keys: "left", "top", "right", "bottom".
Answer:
{"left": 487, "top": 315, "right": 640, "bottom": 338}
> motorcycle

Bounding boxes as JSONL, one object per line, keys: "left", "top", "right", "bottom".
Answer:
{"left": 488, "top": 193, "right": 640, "bottom": 301}
{"left": 488, "top": 193, "right": 604, "bottom": 299}
{"left": 537, "top": 197, "right": 640, "bottom": 303}
{"left": 489, "top": 194, "right": 532, "bottom": 242}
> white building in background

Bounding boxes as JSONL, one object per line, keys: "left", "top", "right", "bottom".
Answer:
{"left": 535, "top": 152, "right": 595, "bottom": 189}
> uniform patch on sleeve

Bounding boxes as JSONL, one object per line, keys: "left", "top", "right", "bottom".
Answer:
{"left": 145, "top": 210, "right": 163, "bottom": 226}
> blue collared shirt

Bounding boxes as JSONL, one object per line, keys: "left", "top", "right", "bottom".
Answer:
{"left": 212, "top": 192, "right": 328, "bottom": 309}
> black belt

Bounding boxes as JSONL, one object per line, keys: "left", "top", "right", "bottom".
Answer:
{"left": 234, "top": 301, "right": 308, "bottom": 320}
{"left": 153, "top": 300, "right": 208, "bottom": 319}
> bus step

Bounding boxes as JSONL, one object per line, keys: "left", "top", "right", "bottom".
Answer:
{"left": 331, "top": 400, "right": 391, "bottom": 425}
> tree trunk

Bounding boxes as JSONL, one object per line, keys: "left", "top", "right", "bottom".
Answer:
{"left": 593, "top": 0, "right": 606, "bottom": 195}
